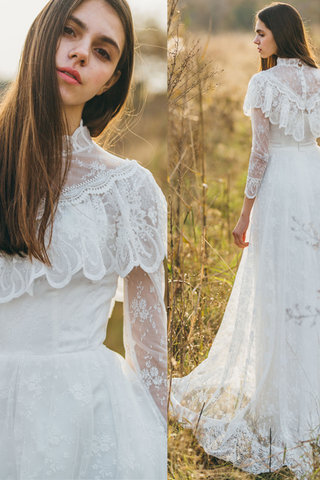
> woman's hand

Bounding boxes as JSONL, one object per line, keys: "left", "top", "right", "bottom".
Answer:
{"left": 232, "top": 196, "right": 255, "bottom": 248}
{"left": 233, "top": 214, "right": 250, "bottom": 248}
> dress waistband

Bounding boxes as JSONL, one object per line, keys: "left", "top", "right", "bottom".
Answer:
{"left": 269, "top": 140, "right": 318, "bottom": 151}
{"left": 0, "top": 344, "right": 106, "bottom": 357}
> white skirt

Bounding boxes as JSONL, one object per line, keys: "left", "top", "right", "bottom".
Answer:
{"left": 0, "top": 344, "right": 166, "bottom": 480}
{"left": 170, "top": 143, "right": 320, "bottom": 479}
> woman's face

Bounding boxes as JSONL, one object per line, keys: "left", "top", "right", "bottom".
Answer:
{"left": 56, "top": 0, "right": 125, "bottom": 128}
{"left": 253, "top": 19, "right": 278, "bottom": 58}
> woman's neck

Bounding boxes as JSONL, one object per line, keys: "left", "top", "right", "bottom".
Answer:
{"left": 63, "top": 105, "right": 84, "bottom": 135}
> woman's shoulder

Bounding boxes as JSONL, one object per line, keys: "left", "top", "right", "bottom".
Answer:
{"left": 100, "top": 148, "right": 166, "bottom": 206}
{"left": 64, "top": 140, "right": 166, "bottom": 208}
{"left": 245, "top": 69, "right": 272, "bottom": 90}
{"left": 70, "top": 123, "right": 164, "bottom": 194}
{"left": 243, "top": 71, "right": 270, "bottom": 116}
{"left": 94, "top": 143, "right": 163, "bottom": 190}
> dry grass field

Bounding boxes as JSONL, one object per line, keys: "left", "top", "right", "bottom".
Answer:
{"left": 168, "top": 21, "right": 320, "bottom": 480}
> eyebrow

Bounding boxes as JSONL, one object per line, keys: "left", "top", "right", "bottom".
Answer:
{"left": 255, "top": 28, "right": 265, "bottom": 33}
{"left": 68, "top": 15, "right": 121, "bottom": 54}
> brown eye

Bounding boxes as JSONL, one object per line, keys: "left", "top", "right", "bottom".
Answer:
{"left": 96, "top": 48, "right": 111, "bottom": 60}
{"left": 64, "top": 26, "right": 75, "bottom": 36}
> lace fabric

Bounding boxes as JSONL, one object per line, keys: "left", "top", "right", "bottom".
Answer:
{"left": 0, "top": 122, "right": 167, "bottom": 478}
{"left": 0, "top": 125, "right": 167, "bottom": 302}
{"left": 243, "top": 57, "right": 320, "bottom": 198}
{"left": 124, "top": 265, "right": 167, "bottom": 420}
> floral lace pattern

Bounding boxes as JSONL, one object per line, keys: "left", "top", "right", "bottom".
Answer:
{"left": 124, "top": 265, "right": 167, "bottom": 420}
{"left": 1, "top": 347, "right": 166, "bottom": 478}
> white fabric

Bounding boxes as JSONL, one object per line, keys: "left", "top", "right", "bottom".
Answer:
{"left": 170, "top": 58, "right": 320, "bottom": 479}
{"left": 0, "top": 121, "right": 167, "bottom": 479}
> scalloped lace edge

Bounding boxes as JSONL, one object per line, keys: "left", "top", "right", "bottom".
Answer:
{"left": 0, "top": 163, "right": 167, "bottom": 303}
{"left": 170, "top": 396, "right": 314, "bottom": 479}
{"left": 0, "top": 239, "right": 166, "bottom": 304}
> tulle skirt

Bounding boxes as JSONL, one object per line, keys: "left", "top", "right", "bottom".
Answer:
{"left": 0, "top": 344, "right": 166, "bottom": 480}
{"left": 170, "top": 143, "right": 320, "bottom": 479}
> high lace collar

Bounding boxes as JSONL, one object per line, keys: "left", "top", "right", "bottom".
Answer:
{"left": 277, "top": 57, "right": 304, "bottom": 67}
{"left": 63, "top": 119, "right": 94, "bottom": 154}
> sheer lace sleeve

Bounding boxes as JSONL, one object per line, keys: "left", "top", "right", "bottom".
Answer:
{"left": 123, "top": 263, "right": 167, "bottom": 422}
{"left": 245, "top": 107, "right": 270, "bottom": 198}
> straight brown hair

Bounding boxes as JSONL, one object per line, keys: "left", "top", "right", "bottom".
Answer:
{"left": 0, "top": 0, "right": 134, "bottom": 266}
{"left": 256, "top": 2, "right": 317, "bottom": 70}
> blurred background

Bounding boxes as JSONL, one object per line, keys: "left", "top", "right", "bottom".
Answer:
{"left": 181, "top": 0, "right": 319, "bottom": 32}
{"left": 0, "top": 0, "right": 166, "bottom": 357}
{"left": 168, "top": 1, "right": 320, "bottom": 479}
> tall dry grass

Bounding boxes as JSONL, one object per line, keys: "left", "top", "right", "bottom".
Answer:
{"left": 168, "top": 0, "right": 320, "bottom": 478}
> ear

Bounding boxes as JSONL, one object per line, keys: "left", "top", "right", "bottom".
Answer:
{"left": 97, "top": 70, "right": 121, "bottom": 95}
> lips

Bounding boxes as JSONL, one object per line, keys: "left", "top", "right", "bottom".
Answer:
{"left": 57, "top": 67, "right": 82, "bottom": 84}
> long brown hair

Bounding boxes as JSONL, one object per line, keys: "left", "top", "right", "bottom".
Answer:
{"left": 0, "top": 0, "right": 134, "bottom": 266}
{"left": 256, "top": 2, "right": 318, "bottom": 70}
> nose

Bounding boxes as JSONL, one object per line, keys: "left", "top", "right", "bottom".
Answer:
{"left": 253, "top": 35, "right": 259, "bottom": 45}
{"left": 69, "top": 43, "right": 89, "bottom": 66}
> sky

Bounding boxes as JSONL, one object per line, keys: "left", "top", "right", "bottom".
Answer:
{"left": 0, "top": 0, "right": 166, "bottom": 80}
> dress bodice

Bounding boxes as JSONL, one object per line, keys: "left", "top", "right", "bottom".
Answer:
{"left": 0, "top": 271, "right": 118, "bottom": 355}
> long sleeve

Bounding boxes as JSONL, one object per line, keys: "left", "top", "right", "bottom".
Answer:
{"left": 245, "top": 107, "right": 270, "bottom": 198}
{"left": 123, "top": 263, "right": 167, "bottom": 422}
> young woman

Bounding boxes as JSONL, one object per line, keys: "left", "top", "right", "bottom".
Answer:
{"left": 170, "top": 3, "right": 320, "bottom": 478}
{"left": 0, "top": 0, "right": 167, "bottom": 478}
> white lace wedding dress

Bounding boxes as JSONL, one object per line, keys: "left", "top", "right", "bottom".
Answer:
{"left": 0, "top": 121, "right": 167, "bottom": 480}
{"left": 170, "top": 58, "right": 320, "bottom": 479}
